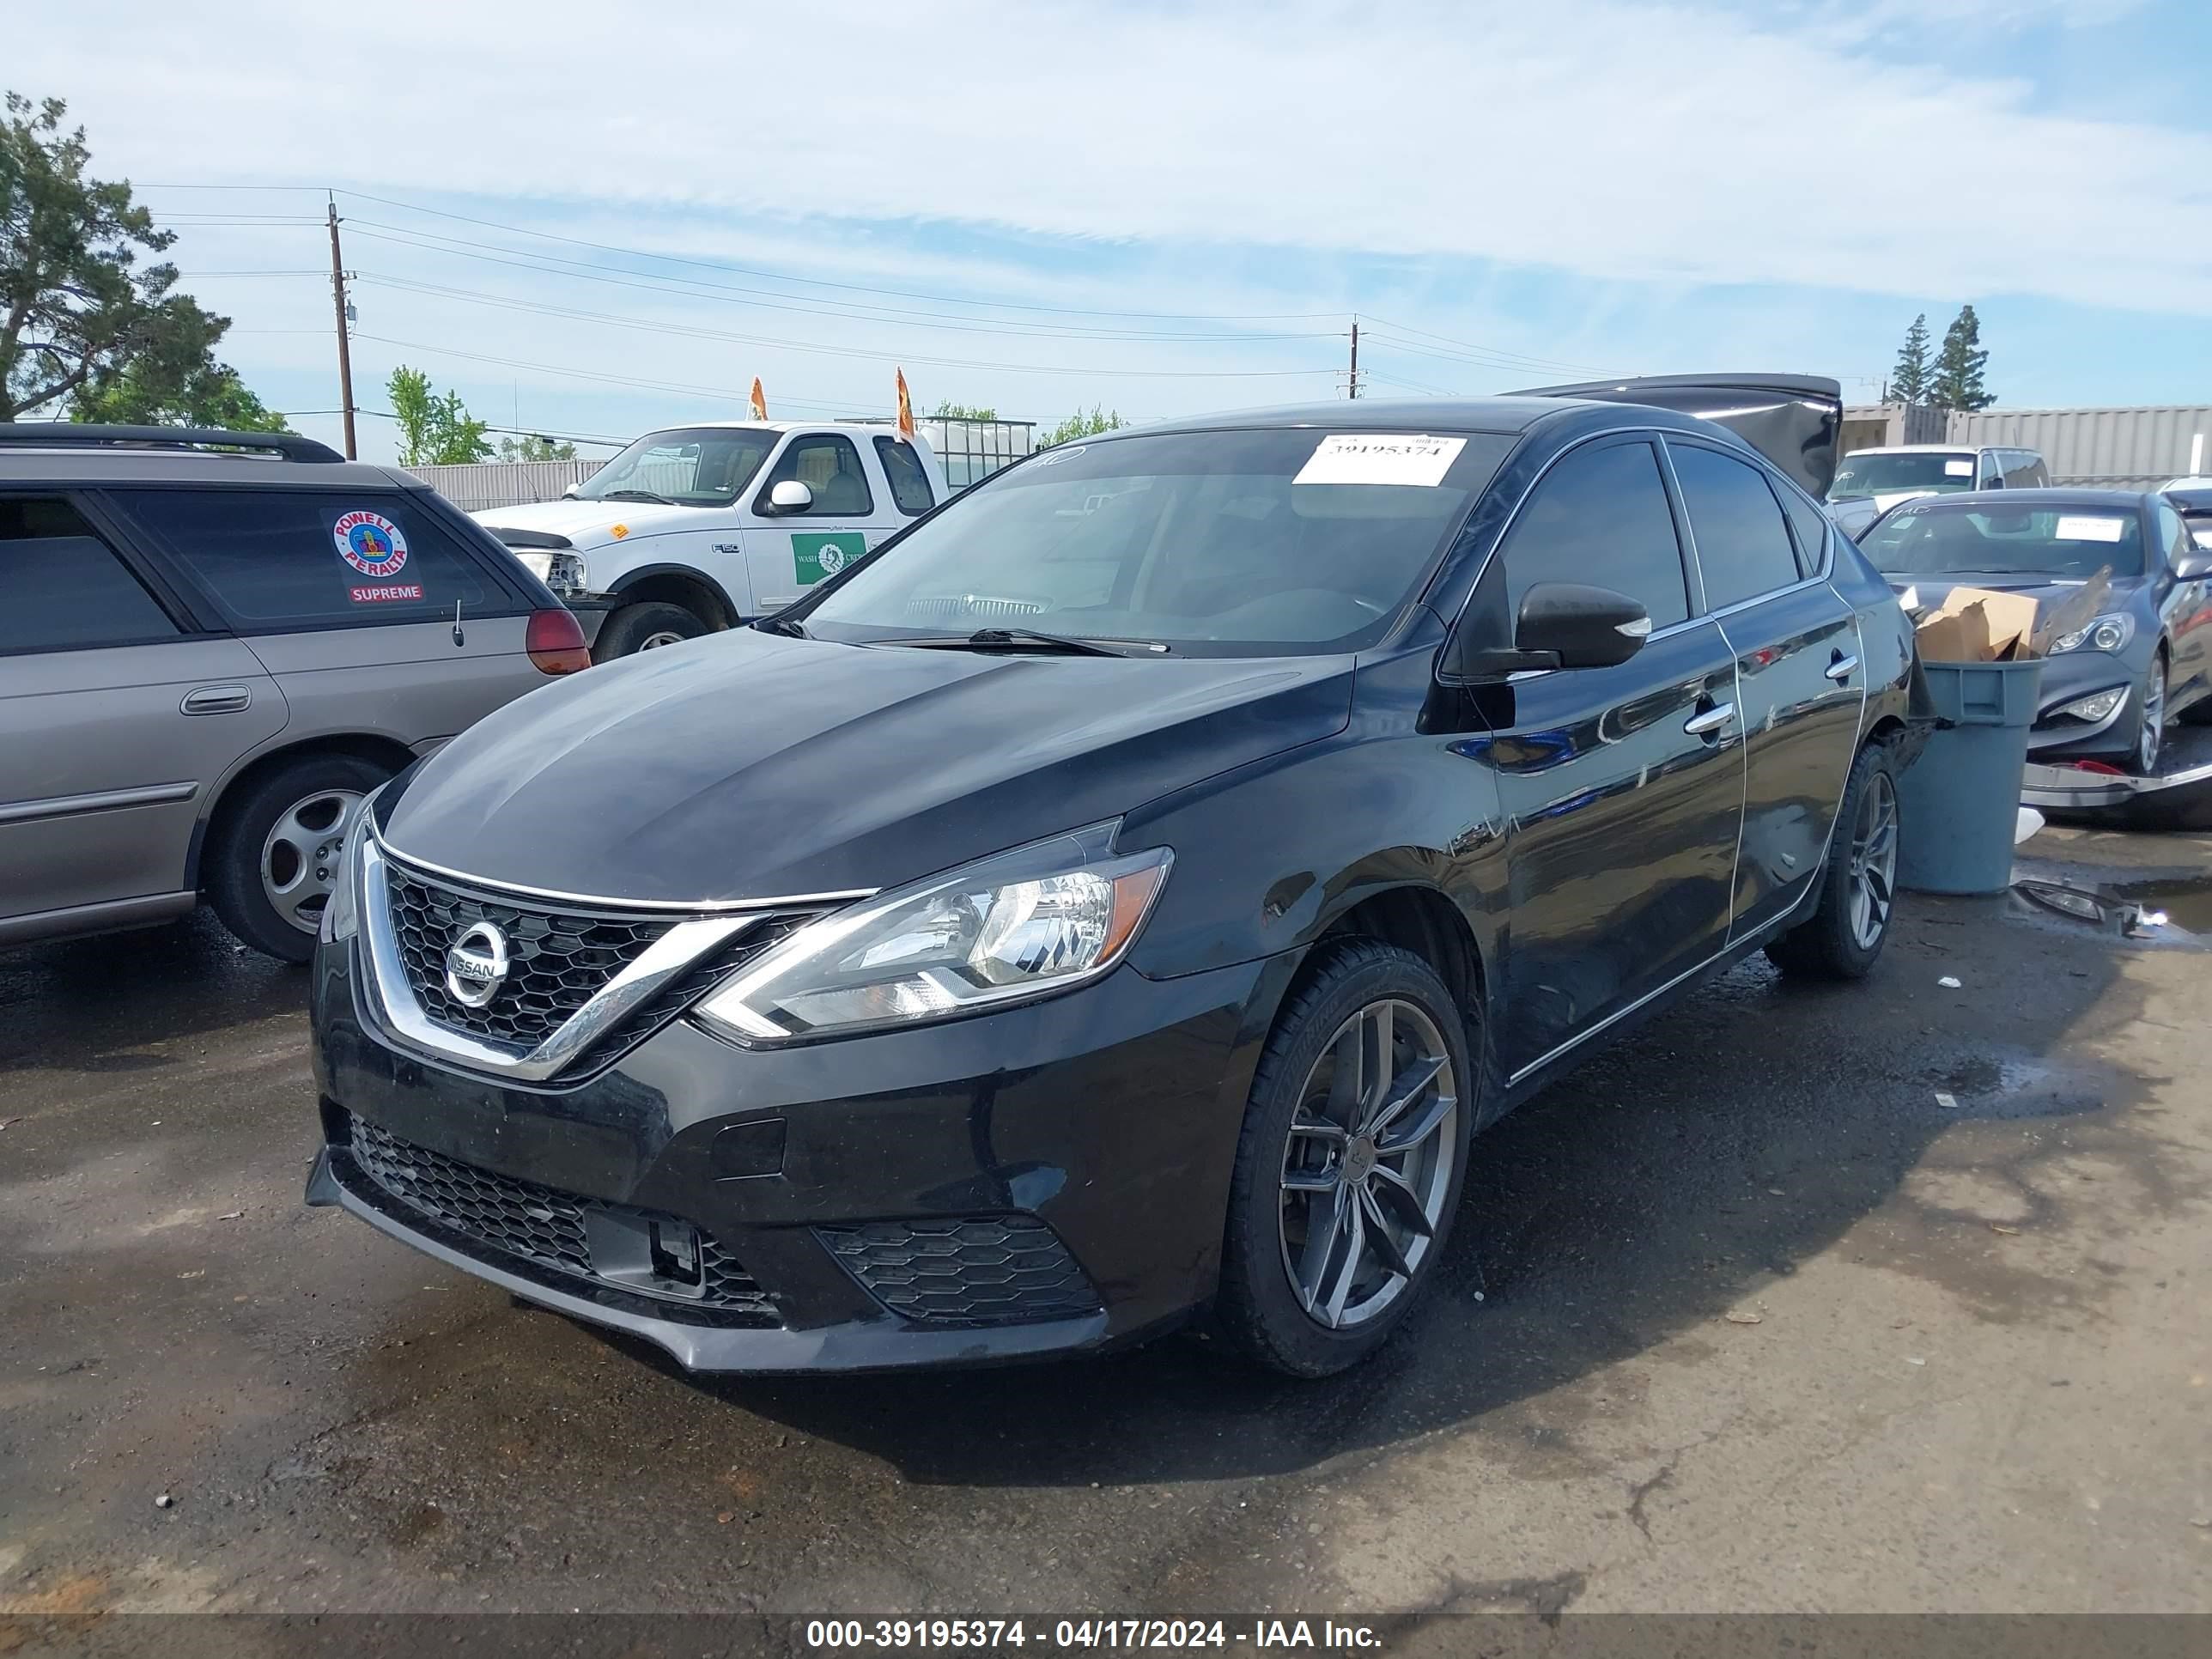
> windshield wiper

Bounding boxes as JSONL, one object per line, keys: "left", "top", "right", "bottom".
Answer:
{"left": 754, "top": 615, "right": 807, "bottom": 639}
{"left": 598, "top": 488, "right": 675, "bottom": 505}
{"left": 882, "top": 627, "right": 1158, "bottom": 657}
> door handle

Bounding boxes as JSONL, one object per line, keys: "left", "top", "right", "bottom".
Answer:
{"left": 1826, "top": 653, "right": 1860, "bottom": 682}
{"left": 181, "top": 684, "right": 252, "bottom": 715}
{"left": 1683, "top": 702, "right": 1735, "bottom": 737}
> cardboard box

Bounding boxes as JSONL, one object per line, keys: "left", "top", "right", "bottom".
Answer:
{"left": 1914, "top": 586, "right": 2042, "bottom": 664}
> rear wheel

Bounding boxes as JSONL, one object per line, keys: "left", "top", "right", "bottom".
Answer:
{"left": 206, "top": 753, "right": 391, "bottom": 962}
{"left": 594, "top": 601, "right": 708, "bottom": 659}
{"left": 1214, "top": 941, "right": 1474, "bottom": 1376}
{"left": 1767, "top": 739, "right": 1899, "bottom": 982}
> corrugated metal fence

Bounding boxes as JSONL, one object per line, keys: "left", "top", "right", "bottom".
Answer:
{"left": 1948, "top": 406, "right": 2212, "bottom": 490}
{"left": 404, "top": 459, "right": 601, "bottom": 511}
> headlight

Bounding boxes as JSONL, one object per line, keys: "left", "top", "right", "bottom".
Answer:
{"left": 513, "top": 550, "right": 587, "bottom": 598}
{"left": 695, "top": 825, "right": 1171, "bottom": 1042}
{"left": 319, "top": 788, "right": 380, "bottom": 944}
{"left": 2052, "top": 612, "right": 2133, "bottom": 653}
{"left": 2053, "top": 687, "right": 2128, "bottom": 723}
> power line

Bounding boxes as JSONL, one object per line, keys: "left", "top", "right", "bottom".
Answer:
{"left": 1355, "top": 312, "right": 1609, "bottom": 375}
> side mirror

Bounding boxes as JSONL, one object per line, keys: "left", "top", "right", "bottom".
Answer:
{"left": 2175, "top": 549, "right": 2212, "bottom": 582}
{"left": 561, "top": 483, "right": 581, "bottom": 499}
{"left": 763, "top": 478, "right": 812, "bottom": 516}
{"left": 1516, "top": 582, "right": 1652, "bottom": 670}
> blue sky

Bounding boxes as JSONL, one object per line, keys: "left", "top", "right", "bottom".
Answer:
{"left": 15, "top": 0, "right": 2211, "bottom": 461}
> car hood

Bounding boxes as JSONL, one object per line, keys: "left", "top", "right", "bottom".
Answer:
{"left": 378, "top": 629, "right": 1356, "bottom": 904}
{"left": 471, "top": 498, "right": 706, "bottom": 550}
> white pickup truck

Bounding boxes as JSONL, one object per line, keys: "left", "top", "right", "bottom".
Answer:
{"left": 474, "top": 422, "right": 948, "bottom": 658}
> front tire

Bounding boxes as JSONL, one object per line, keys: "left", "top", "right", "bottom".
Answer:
{"left": 2133, "top": 650, "right": 2168, "bottom": 774}
{"left": 1766, "top": 739, "right": 1899, "bottom": 982}
{"left": 1214, "top": 941, "right": 1474, "bottom": 1377}
{"left": 206, "top": 753, "right": 390, "bottom": 963}
{"left": 594, "top": 601, "right": 708, "bottom": 659}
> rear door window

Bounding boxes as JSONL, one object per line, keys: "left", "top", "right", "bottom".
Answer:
{"left": 106, "top": 489, "right": 508, "bottom": 632}
{"left": 1668, "top": 443, "right": 1804, "bottom": 609}
{"left": 1500, "top": 439, "right": 1690, "bottom": 629}
{"left": 0, "top": 496, "right": 180, "bottom": 654}
{"left": 872, "top": 436, "right": 936, "bottom": 516}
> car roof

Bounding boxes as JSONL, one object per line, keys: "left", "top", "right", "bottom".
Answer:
{"left": 1890, "top": 486, "right": 2149, "bottom": 512}
{"left": 0, "top": 446, "right": 424, "bottom": 489}
{"left": 1844, "top": 444, "right": 1985, "bottom": 456}
{"left": 1120, "top": 396, "right": 1682, "bottom": 440}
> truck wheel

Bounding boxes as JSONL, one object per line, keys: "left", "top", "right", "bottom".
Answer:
{"left": 1766, "top": 739, "right": 1899, "bottom": 982}
{"left": 1213, "top": 941, "right": 1474, "bottom": 1377}
{"left": 594, "top": 602, "right": 708, "bottom": 659}
{"left": 207, "top": 753, "right": 392, "bottom": 963}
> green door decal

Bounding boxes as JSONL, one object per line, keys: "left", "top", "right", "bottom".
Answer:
{"left": 792, "top": 531, "right": 866, "bottom": 584}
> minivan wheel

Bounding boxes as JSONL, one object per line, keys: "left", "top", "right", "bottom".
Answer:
{"left": 1766, "top": 739, "right": 1899, "bottom": 982}
{"left": 207, "top": 754, "right": 392, "bottom": 963}
{"left": 594, "top": 601, "right": 708, "bottom": 659}
{"left": 1214, "top": 941, "right": 1474, "bottom": 1377}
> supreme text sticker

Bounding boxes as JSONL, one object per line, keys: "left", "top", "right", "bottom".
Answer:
{"left": 349, "top": 582, "right": 425, "bottom": 604}
{"left": 1294, "top": 434, "right": 1467, "bottom": 489}
{"left": 2053, "top": 515, "right": 2126, "bottom": 543}
{"left": 332, "top": 510, "right": 410, "bottom": 579}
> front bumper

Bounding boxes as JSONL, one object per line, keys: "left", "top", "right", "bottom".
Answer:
{"left": 2026, "top": 653, "right": 2141, "bottom": 760}
{"left": 308, "top": 933, "right": 1273, "bottom": 1373}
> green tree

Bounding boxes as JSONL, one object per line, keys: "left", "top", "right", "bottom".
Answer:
{"left": 1889, "top": 313, "right": 1932, "bottom": 405}
{"left": 1931, "top": 304, "right": 1994, "bottom": 411}
{"left": 73, "top": 358, "right": 289, "bottom": 430}
{"left": 0, "top": 92, "right": 275, "bottom": 423}
{"left": 497, "top": 433, "right": 577, "bottom": 462}
{"left": 931, "top": 400, "right": 1000, "bottom": 421}
{"left": 1042, "top": 404, "right": 1126, "bottom": 447}
{"left": 388, "top": 364, "right": 491, "bottom": 465}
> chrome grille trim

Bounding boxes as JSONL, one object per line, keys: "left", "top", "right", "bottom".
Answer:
{"left": 357, "top": 835, "right": 756, "bottom": 1082}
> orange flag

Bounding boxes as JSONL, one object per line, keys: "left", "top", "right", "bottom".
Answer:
{"left": 896, "top": 368, "right": 915, "bottom": 438}
{"left": 749, "top": 377, "right": 768, "bottom": 421}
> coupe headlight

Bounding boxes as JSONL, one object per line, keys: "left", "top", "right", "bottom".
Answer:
{"left": 513, "top": 550, "right": 587, "bottom": 598}
{"left": 319, "top": 789, "right": 380, "bottom": 945}
{"left": 2052, "top": 612, "right": 2133, "bottom": 654}
{"left": 695, "top": 825, "right": 1171, "bottom": 1042}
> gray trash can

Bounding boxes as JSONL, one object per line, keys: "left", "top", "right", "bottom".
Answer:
{"left": 1896, "top": 659, "right": 2045, "bottom": 895}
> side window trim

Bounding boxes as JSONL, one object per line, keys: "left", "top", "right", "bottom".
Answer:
{"left": 1658, "top": 434, "right": 1832, "bottom": 617}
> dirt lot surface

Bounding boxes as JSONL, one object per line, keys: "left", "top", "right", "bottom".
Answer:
{"left": 3, "top": 825, "right": 2208, "bottom": 1620}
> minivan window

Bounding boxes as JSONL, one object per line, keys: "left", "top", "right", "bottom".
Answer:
{"left": 872, "top": 436, "right": 936, "bottom": 515}
{"left": 0, "top": 496, "right": 179, "bottom": 654}
{"left": 110, "top": 489, "right": 498, "bottom": 632}
{"left": 1860, "top": 501, "right": 2145, "bottom": 580}
{"left": 761, "top": 434, "right": 874, "bottom": 517}
{"left": 1668, "top": 443, "right": 1802, "bottom": 609}
{"left": 576, "top": 428, "right": 775, "bottom": 506}
{"left": 1499, "top": 440, "right": 1688, "bottom": 629}
{"left": 802, "top": 428, "right": 1516, "bottom": 656}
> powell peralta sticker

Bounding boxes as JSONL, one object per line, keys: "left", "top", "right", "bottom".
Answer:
{"left": 332, "top": 510, "right": 410, "bottom": 579}
{"left": 793, "top": 531, "right": 866, "bottom": 584}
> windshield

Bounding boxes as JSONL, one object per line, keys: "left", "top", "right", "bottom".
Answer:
{"left": 575, "top": 428, "right": 778, "bottom": 506}
{"left": 799, "top": 428, "right": 1516, "bottom": 657}
{"left": 1860, "top": 501, "right": 2145, "bottom": 580}
{"left": 1829, "top": 452, "right": 1978, "bottom": 500}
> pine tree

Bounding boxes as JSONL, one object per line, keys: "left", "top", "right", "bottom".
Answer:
{"left": 1889, "top": 313, "right": 1932, "bottom": 405}
{"left": 1932, "top": 305, "right": 1994, "bottom": 410}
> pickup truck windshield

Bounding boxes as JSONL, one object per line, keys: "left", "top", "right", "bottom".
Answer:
{"left": 1829, "top": 453, "right": 1978, "bottom": 500}
{"left": 575, "top": 428, "right": 778, "bottom": 506}
{"left": 802, "top": 428, "right": 1515, "bottom": 657}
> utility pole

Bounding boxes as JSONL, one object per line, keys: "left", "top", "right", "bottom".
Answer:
{"left": 326, "top": 199, "right": 357, "bottom": 459}
{"left": 1347, "top": 318, "right": 1359, "bottom": 400}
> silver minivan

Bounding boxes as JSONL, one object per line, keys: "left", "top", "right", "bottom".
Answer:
{"left": 0, "top": 425, "right": 590, "bottom": 960}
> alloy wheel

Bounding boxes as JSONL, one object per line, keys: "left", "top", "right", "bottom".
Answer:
{"left": 1846, "top": 769, "right": 1899, "bottom": 951}
{"left": 260, "top": 788, "right": 364, "bottom": 934}
{"left": 1278, "top": 998, "right": 1459, "bottom": 1329}
{"left": 639, "top": 629, "right": 690, "bottom": 650}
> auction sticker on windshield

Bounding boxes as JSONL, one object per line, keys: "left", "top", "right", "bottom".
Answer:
{"left": 1944, "top": 459, "right": 1975, "bottom": 477}
{"left": 332, "top": 510, "right": 410, "bottom": 579}
{"left": 2055, "top": 515, "right": 2128, "bottom": 543}
{"left": 1295, "top": 434, "right": 1467, "bottom": 488}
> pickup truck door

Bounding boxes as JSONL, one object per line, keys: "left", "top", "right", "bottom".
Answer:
{"left": 742, "top": 432, "right": 895, "bottom": 613}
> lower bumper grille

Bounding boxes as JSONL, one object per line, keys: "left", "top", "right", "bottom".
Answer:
{"left": 345, "top": 1116, "right": 777, "bottom": 1326}
{"left": 818, "top": 1216, "right": 1100, "bottom": 1327}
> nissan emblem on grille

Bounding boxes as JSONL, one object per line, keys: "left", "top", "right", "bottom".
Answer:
{"left": 443, "top": 920, "right": 510, "bottom": 1008}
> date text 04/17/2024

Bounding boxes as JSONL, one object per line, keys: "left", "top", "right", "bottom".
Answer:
{"left": 800, "top": 1620, "right": 1385, "bottom": 1650}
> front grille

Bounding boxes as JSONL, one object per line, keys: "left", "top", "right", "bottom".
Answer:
{"left": 818, "top": 1216, "right": 1101, "bottom": 1327}
{"left": 349, "top": 1117, "right": 778, "bottom": 1323}
{"left": 386, "top": 866, "right": 674, "bottom": 1049}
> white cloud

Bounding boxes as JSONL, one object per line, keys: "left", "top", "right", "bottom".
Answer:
{"left": 18, "top": 0, "right": 2209, "bottom": 315}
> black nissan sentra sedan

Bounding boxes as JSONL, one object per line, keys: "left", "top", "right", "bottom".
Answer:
{"left": 308, "top": 375, "right": 1916, "bottom": 1377}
